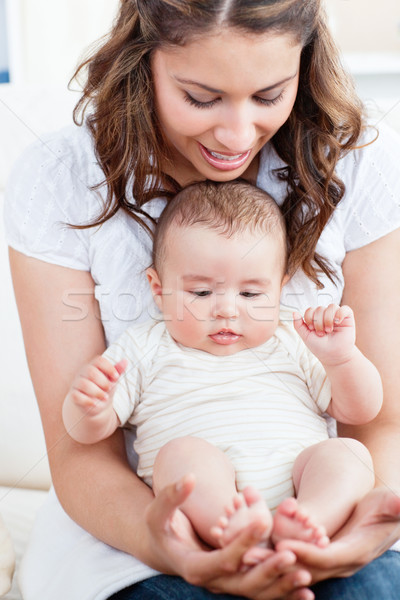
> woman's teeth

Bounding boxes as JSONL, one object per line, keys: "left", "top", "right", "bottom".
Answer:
{"left": 209, "top": 151, "right": 244, "bottom": 161}
{"left": 199, "top": 143, "right": 251, "bottom": 171}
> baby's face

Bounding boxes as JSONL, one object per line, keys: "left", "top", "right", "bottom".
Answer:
{"left": 149, "top": 225, "right": 287, "bottom": 356}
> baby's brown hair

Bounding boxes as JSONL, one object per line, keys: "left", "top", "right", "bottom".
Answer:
{"left": 153, "top": 180, "right": 287, "bottom": 275}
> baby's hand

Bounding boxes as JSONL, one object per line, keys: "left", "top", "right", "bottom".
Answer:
{"left": 66, "top": 356, "right": 127, "bottom": 416}
{"left": 293, "top": 304, "right": 356, "bottom": 366}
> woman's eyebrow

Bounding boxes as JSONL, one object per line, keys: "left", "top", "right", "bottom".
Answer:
{"left": 174, "top": 73, "right": 297, "bottom": 94}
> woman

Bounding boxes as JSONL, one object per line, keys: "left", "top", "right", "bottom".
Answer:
{"left": 5, "top": 1, "right": 400, "bottom": 599}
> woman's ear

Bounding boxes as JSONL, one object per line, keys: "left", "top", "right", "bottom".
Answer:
{"left": 146, "top": 267, "right": 163, "bottom": 310}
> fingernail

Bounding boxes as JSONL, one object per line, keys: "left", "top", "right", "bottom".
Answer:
{"left": 243, "top": 556, "right": 261, "bottom": 565}
{"left": 277, "top": 555, "right": 295, "bottom": 569}
{"left": 294, "top": 574, "right": 311, "bottom": 587}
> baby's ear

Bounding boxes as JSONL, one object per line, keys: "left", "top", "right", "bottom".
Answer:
{"left": 146, "top": 267, "right": 163, "bottom": 309}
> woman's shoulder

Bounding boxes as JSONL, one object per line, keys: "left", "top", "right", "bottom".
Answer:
{"left": 8, "top": 123, "right": 100, "bottom": 189}
{"left": 257, "top": 121, "right": 400, "bottom": 195}
{"left": 334, "top": 121, "right": 400, "bottom": 251}
{"left": 4, "top": 123, "right": 104, "bottom": 270}
{"left": 338, "top": 121, "right": 400, "bottom": 177}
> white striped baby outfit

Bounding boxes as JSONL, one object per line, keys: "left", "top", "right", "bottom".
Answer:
{"left": 105, "top": 312, "right": 331, "bottom": 512}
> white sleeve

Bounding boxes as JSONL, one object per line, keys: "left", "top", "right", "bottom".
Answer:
{"left": 337, "top": 123, "right": 400, "bottom": 252}
{"left": 3, "top": 126, "right": 102, "bottom": 271}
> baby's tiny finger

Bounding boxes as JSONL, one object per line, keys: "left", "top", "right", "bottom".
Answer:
{"left": 303, "top": 308, "right": 315, "bottom": 330}
{"left": 335, "top": 304, "right": 354, "bottom": 326}
{"left": 93, "top": 356, "right": 122, "bottom": 382}
{"left": 75, "top": 377, "right": 108, "bottom": 400}
{"left": 115, "top": 358, "right": 128, "bottom": 376}
{"left": 85, "top": 363, "right": 113, "bottom": 391}
{"left": 311, "top": 306, "right": 325, "bottom": 335}
{"left": 70, "top": 389, "right": 100, "bottom": 409}
{"left": 323, "top": 304, "right": 339, "bottom": 332}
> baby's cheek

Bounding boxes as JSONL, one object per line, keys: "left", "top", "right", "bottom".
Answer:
{"left": 168, "top": 308, "right": 206, "bottom": 347}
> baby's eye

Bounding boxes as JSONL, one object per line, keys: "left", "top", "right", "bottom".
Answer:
{"left": 191, "top": 290, "right": 212, "bottom": 297}
{"left": 240, "top": 291, "right": 260, "bottom": 298}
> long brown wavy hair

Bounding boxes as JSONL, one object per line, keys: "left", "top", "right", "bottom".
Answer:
{"left": 72, "top": 0, "right": 366, "bottom": 287}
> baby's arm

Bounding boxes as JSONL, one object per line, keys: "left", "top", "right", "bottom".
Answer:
{"left": 62, "top": 355, "right": 127, "bottom": 444}
{"left": 294, "top": 304, "right": 383, "bottom": 424}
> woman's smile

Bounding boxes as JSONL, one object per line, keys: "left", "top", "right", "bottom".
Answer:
{"left": 198, "top": 143, "right": 252, "bottom": 171}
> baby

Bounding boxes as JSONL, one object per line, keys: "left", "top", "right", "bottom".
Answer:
{"left": 63, "top": 180, "right": 383, "bottom": 554}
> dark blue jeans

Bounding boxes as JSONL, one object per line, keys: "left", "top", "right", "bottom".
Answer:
{"left": 108, "top": 550, "right": 400, "bottom": 599}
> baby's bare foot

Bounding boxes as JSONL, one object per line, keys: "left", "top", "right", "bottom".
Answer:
{"left": 272, "top": 497, "right": 329, "bottom": 547}
{"left": 211, "top": 486, "right": 272, "bottom": 547}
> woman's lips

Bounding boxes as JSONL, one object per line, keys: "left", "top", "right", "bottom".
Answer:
{"left": 209, "top": 330, "right": 241, "bottom": 345}
{"left": 199, "top": 143, "right": 251, "bottom": 171}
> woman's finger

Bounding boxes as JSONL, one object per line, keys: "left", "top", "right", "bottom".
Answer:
{"left": 227, "top": 558, "right": 312, "bottom": 600}
{"left": 145, "top": 474, "right": 196, "bottom": 535}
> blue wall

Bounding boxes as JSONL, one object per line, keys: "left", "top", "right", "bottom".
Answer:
{"left": 0, "top": 0, "right": 10, "bottom": 83}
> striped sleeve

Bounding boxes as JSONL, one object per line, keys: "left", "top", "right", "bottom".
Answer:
{"left": 103, "top": 321, "right": 161, "bottom": 426}
{"left": 298, "top": 342, "right": 331, "bottom": 413}
{"left": 276, "top": 311, "right": 332, "bottom": 413}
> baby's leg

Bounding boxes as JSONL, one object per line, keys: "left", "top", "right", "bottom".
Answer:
{"left": 153, "top": 436, "right": 271, "bottom": 547}
{"left": 273, "top": 438, "right": 374, "bottom": 545}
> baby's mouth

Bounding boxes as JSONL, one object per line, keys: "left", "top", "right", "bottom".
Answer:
{"left": 209, "top": 329, "right": 241, "bottom": 345}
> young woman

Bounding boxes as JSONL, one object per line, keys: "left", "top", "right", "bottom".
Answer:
{"left": 5, "top": 1, "right": 400, "bottom": 599}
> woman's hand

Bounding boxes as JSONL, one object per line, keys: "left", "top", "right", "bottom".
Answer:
{"left": 276, "top": 487, "right": 400, "bottom": 582}
{"left": 145, "top": 475, "right": 315, "bottom": 600}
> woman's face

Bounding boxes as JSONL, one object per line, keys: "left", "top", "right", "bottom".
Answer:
{"left": 152, "top": 29, "right": 302, "bottom": 185}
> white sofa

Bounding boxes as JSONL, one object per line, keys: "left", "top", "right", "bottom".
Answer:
{"left": 0, "top": 84, "right": 76, "bottom": 599}
{"left": 0, "top": 200, "right": 50, "bottom": 600}
{"left": 1, "top": 82, "right": 399, "bottom": 600}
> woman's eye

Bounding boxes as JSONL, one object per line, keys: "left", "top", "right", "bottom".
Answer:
{"left": 240, "top": 291, "right": 260, "bottom": 298}
{"left": 184, "top": 90, "right": 285, "bottom": 110}
{"left": 184, "top": 93, "right": 219, "bottom": 109}
{"left": 191, "top": 290, "right": 212, "bottom": 297}
{"left": 253, "top": 91, "right": 285, "bottom": 107}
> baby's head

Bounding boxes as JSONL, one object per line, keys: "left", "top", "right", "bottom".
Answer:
{"left": 147, "top": 180, "right": 289, "bottom": 356}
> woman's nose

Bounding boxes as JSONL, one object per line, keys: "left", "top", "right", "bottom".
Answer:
{"left": 213, "top": 105, "right": 256, "bottom": 152}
